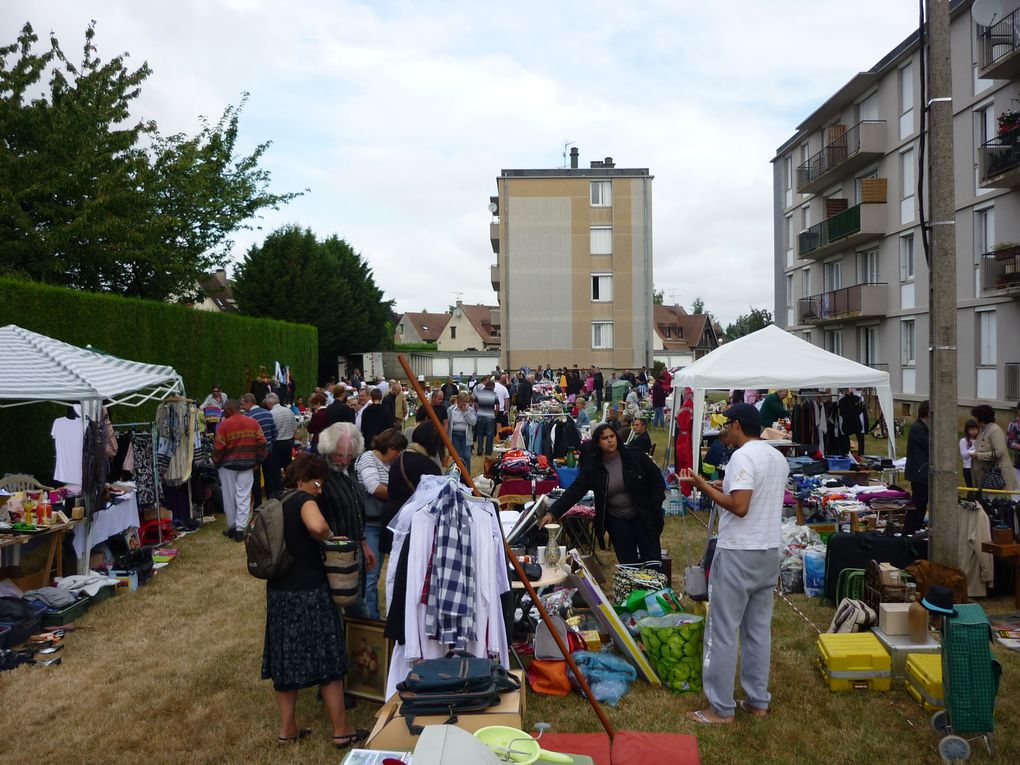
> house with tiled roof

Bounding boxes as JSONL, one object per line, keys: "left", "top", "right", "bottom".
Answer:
{"left": 394, "top": 312, "right": 451, "bottom": 345}
{"left": 653, "top": 304, "right": 719, "bottom": 364}
{"left": 194, "top": 268, "right": 238, "bottom": 313}
{"left": 438, "top": 301, "right": 500, "bottom": 352}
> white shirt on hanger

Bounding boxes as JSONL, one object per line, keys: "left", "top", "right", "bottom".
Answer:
{"left": 51, "top": 414, "right": 83, "bottom": 486}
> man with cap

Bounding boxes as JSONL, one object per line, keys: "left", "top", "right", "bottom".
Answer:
{"left": 679, "top": 402, "right": 790, "bottom": 725}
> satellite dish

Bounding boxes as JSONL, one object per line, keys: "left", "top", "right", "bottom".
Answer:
{"left": 972, "top": 0, "right": 1003, "bottom": 27}
{"left": 488, "top": 202, "right": 498, "bottom": 214}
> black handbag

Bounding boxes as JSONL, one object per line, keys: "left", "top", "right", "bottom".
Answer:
{"left": 980, "top": 451, "right": 1007, "bottom": 491}
{"left": 397, "top": 651, "right": 520, "bottom": 734}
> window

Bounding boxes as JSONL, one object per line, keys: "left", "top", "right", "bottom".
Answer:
{"left": 785, "top": 213, "right": 794, "bottom": 265}
{"left": 975, "top": 104, "right": 995, "bottom": 148}
{"left": 784, "top": 156, "right": 793, "bottom": 206}
{"left": 899, "top": 62, "right": 914, "bottom": 138}
{"left": 900, "top": 147, "right": 915, "bottom": 224}
{"left": 802, "top": 330, "right": 812, "bottom": 344}
{"left": 901, "top": 320, "right": 915, "bottom": 365}
{"left": 590, "top": 181, "right": 612, "bottom": 207}
{"left": 857, "top": 91, "right": 879, "bottom": 123}
{"left": 591, "top": 273, "right": 613, "bottom": 302}
{"left": 899, "top": 234, "right": 915, "bottom": 281}
{"left": 785, "top": 275, "right": 794, "bottom": 307}
{"left": 824, "top": 329, "right": 843, "bottom": 356}
{"left": 978, "top": 310, "right": 997, "bottom": 365}
{"left": 450, "top": 326, "right": 457, "bottom": 339}
{"left": 823, "top": 260, "right": 842, "bottom": 291}
{"left": 854, "top": 167, "right": 879, "bottom": 205}
{"left": 975, "top": 206, "right": 994, "bottom": 297}
{"left": 800, "top": 203, "right": 811, "bottom": 231}
{"left": 592, "top": 321, "right": 613, "bottom": 349}
{"left": 857, "top": 249, "right": 880, "bottom": 284}
{"left": 590, "top": 226, "right": 612, "bottom": 255}
{"left": 860, "top": 325, "right": 879, "bottom": 367}
{"left": 801, "top": 267, "right": 811, "bottom": 298}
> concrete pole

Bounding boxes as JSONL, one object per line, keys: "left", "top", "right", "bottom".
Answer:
{"left": 926, "top": 0, "right": 959, "bottom": 567}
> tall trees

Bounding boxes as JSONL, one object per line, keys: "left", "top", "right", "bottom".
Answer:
{"left": 0, "top": 22, "right": 300, "bottom": 300}
{"left": 233, "top": 226, "right": 393, "bottom": 380}
{"left": 725, "top": 307, "right": 773, "bottom": 339}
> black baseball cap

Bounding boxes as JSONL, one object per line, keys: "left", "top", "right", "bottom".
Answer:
{"left": 722, "top": 403, "right": 760, "bottom": 430}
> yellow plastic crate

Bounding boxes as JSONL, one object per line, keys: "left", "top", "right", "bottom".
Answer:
{"left": 904, "top": 653, "right": 944, "bottom": 712}
{"left": 817, "top": 632, "right": 892, "bottom": 692}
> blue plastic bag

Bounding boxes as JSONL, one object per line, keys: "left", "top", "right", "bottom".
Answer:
{"left": 803, "top": 546, "right": 826, "bottom": 598}
{"left": 568, "top": 651, "right": 638, "bottom": 706}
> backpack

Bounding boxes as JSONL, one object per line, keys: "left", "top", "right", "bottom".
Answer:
{"left": 245, "top": 491, "right": 297, "bottom": 580}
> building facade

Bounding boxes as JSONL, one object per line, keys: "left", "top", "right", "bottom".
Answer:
{"left": 490, "top": 149, "right": 654, "bottom": 373}
{"left": 437, "top": 302, "right": 500, "bottom": 353}
{"left": 773, "top": 0, "right": 1020, "bottom": 413}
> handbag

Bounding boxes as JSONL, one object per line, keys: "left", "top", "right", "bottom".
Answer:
{"left": 526, "top": 659, "right": 572, "bottom": 696}
{"left": 321, "top": 536, "right": 361, "bottom": 606}
{"left": 683, "top": 503, "right": 717, "bottom": 602}
{"left": 980, "top": 450, "right": 1007, "bottom": 491}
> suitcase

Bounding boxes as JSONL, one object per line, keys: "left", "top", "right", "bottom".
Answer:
{"left": 817, "top": 632, "right": 891, "bottom": 692}
{"left": 823, "top": 531, "right": 927, "bottom": 603}
{"left": 905, "top": 653, "right": 944, "bottom": 712}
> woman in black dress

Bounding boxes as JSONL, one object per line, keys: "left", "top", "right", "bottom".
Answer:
{"left": 261, "top": 454, "right": 368, "bottom": 749}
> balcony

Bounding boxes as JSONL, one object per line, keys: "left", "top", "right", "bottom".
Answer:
{"left": 797, "top": 283, "right": 888, "bottom": 325}
{"left": 795, "top": 121, "right": 886, "bottom": 195}
{"left": 797, "top": 200, "right": 886, "bottom": 260}
{"left": 978, "top": 10, "right": 1020, "bottom": 80}
{"left": 490, "top": 221, "right": 500, "bottom": 254}
{"left": 980, "top": 246, "right": 1020, "bottom": 296}
{"left": 490, "top": 263, "right": 500, "bottom": 292}
{"left": 864, "top": 362, "right": 889, "bottom": 372}
{"left": 978, "top": 131, "right": 1020, "bottom": 188}
{"left": 1007, "top": 362, "right": 1020, "bottom": 401}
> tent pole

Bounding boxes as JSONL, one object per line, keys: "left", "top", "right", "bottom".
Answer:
{"left": 397, "top": 356, "right": 616, "bottom": 740}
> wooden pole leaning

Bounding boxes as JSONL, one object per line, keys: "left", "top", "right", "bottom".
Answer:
{"left": 397, "top": 356, "right": 616, "bottom": 740}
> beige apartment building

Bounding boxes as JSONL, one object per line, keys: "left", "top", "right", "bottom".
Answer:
{"left": 490, "top": 149, "right": 654, "bottom": 373}
{"left": 773, "top": 0, "right": 1020, "bottom": 413}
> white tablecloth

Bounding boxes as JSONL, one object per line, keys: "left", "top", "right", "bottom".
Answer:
{"left": 72, "top": 492, "right": 140, "bottom": 557}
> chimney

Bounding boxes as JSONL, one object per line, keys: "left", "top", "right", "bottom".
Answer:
{"left": 604, "top": 156, "right": 614, "bottom": 168}
{"left": 570, "top": 147, "right": 579, "bottom": 169}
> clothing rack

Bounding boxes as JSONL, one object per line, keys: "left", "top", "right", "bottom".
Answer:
{"left": 112, "top": 420, "right": 162, "bottom": 543}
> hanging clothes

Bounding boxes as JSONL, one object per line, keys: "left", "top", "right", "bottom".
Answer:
{"left": 51, "top": 407, "right": 84, "bottom": 487}
{"left": 132, "top": 432, "right": 158, "bottom": 507}
{"left": 156, "top": 400, "right": 196, "bottom": 486}
{"left": 958, "top": 501, "right": 994, "bottom": 598}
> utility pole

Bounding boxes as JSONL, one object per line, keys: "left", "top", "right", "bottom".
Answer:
{"left": 926, "top": 0, "right": 959, "bottom": 567}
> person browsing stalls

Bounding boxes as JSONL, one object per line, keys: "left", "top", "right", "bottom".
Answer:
{"left": 678, "top": 402, "right": 790, "bottom": 726}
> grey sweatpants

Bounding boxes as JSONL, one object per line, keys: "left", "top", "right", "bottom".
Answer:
{"left": 702, "top": 547, "right": 780, "bottom": 717}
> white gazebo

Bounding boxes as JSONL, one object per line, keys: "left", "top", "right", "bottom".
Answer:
{"left": 0, "top": 324, "right": 185, "bottom": 571}
{"left": 670, "top": 324, "right": 896, "bottom": 463}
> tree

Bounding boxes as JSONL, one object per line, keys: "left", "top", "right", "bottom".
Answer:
{"left": 0, "top": 22, "right": 300, "bottom": 301}
{"left": 653, "top": 287, "right": 664, "bottom": 305}
{"left": 233, "top": 226, "right": 394, "bottom": 380}
{"left": 725, "top": 307, "right": 773, "bottom": 340}
{"left": 691, "top": 297, "right": 705, "bottom": 314}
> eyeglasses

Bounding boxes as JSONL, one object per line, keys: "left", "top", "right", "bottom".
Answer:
{"left": 312, "top": 480, "right": 322, "bottom": 489}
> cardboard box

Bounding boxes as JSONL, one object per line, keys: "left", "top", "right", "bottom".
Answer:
{"left": 878, "top": 603, "right": 911, "bottom": 636}
{"left": 367, "top": 669, "right": 525, "bottom": 751}
{"left": 142, "top": 507, "right": 173, "bottom": 522}
{"left": 878, "top": 563, "right": 902, "bottom": 587}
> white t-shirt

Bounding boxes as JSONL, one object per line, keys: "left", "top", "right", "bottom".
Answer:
{"left": 51, "top": 416, "right": 84, "bottom": 485}
{"left": 493, "top": 382, "right": 510, "bottom": 413}
{"left": 718, "top": 440, "right": 790, "bottom": 550}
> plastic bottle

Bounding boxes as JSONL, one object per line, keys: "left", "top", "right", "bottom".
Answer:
{"left": 669, "top": 488, "right": 681, "bottom": 517}
{"left": 908, "top": 594, "right": 928, "bottom": 643}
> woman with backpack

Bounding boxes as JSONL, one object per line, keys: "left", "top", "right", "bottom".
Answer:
{"left": 260, "top": 454, "right": 369, "bottom": 749}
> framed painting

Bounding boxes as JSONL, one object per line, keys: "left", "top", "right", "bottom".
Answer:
{"left": 345, "top": 617, "right": 393, "bottom": 702}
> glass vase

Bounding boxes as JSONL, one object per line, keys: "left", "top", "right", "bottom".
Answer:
{"left": 544, "top": 524, "right": 562, "bottom": 567}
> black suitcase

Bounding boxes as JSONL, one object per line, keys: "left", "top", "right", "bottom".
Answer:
{"left": 824, "top": 531, "right": 928, "bottom": 603}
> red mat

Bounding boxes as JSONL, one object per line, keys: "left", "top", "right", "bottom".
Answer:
{"left": 534, "top": 733, "right": 611, "bottom": 765}
{"left": 612, "top": 731, "right": 700, "bottom": 765}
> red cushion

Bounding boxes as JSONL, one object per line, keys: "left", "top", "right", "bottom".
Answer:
{"left": 533, "top": 733, "right": 611, "bottom": 765}
{"left": 611, "top": 731, "right": 700, "bottom": 765}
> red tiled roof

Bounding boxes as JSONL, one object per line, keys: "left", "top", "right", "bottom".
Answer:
{"left": 457, "top": 303, "right": 500, "bottom": 344}
{"left": 399, "top": 312, "right": 451, "bottom": 342}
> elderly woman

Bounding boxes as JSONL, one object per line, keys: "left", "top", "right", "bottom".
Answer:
{"left": 261, "top": 454, "right": 367, "bottom": 749}
{"left": 306, "top": 392, "right": 330, "bottom": 448}
{"left": 447, "top": 391, "right": 477, "bottom": 473}
{"left": 539, "top": 423, "right": 665, "bottom": 564}
{"left": 969, "top": 404, "right": 1018, "bottom": 490}
{"left": 354, "top": 428, "right": 407, "bottom": 619}
{"left": 317, "top": 423, "right": 378, "bottom": 610}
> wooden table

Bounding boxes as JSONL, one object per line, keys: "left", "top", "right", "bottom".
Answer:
{"left": 2, "top": 520, "right": 81, "bottom": 590}
{"left": 982, "top": 541, "right": 1020, "bottom": 609}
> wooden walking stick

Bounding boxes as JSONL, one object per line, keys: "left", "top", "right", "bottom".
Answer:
{"left": 398, "top": 356, "right": 616, "bottom": 739}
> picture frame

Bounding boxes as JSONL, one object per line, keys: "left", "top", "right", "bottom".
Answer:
{"left": 345, "top": 617, "right": 394, "bottom": 702}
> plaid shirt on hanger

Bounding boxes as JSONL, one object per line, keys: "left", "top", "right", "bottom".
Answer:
{"left": 423, "top": 480, "right": 476, "bottom": 650}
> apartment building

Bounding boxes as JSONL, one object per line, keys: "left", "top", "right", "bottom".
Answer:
{"left": 773, "top": 0, "right": 1020, "bottom": 413}
{"left": 490, "top": 149, "right": 654, "bottom": 372}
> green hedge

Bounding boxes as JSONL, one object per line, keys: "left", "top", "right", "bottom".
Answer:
{"left": 0, "top": 277, "right": 317, "bottom": 479}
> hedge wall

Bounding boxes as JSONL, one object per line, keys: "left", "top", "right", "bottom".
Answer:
{"left": 0, "top": 277, "right": 317, "bottom": 479}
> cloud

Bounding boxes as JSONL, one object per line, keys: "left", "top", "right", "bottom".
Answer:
{"left": 3, "top": 0, "right": 921, "bottom": 326}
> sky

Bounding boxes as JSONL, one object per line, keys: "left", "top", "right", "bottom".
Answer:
{"left": 4, "top": 0, "right": 923, "bottom": 327}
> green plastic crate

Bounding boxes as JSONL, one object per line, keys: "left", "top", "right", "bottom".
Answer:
{"left": 86, "top": 585, "right": 116, "bottom": 610}
{"left": 40, "top": 595, "right": 91, "bottom": 628}
{"left": 942, "top": 603, "right": 1001, "bottom": 735}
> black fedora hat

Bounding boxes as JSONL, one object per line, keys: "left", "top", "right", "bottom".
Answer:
{"left": 921, "top": 584, "right": 956, "bottom": 616}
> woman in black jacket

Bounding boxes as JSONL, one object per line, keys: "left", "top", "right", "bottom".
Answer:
{"left": 539, "top": 423, "right": 665, "bottom": 564}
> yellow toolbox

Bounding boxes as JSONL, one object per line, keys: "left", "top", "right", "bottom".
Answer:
{"left": 817, "top": 632, "right": 892, "bottom": 692}
{"left": 904, "top": 653, "right": 944, "bottom": 712}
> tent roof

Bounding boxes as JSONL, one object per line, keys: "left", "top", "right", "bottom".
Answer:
{"left": 672, "top": 324, "right": 890, "bottom": 390}
{"left": 0, "top": 324, "right": 183, "bottom": 407}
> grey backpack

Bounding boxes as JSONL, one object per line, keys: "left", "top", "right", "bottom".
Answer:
{"left": 245, "top": 491, "right": 296, "bottom": 580}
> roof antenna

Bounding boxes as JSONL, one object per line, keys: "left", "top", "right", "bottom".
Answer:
{"left": 562, "top": 140, "right": 575, "bottom": 169}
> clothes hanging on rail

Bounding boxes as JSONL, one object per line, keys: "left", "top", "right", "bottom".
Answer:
{"left": 958, "top": 500, "right": 994, "bottom": 598}
{"left": 156, "top": 400, "right": 196, "bottom": 486}
{"left": 131, "top": 432, "right": 158, "bottom": 507}
{"left": 384, "top": 474, "right": 509, "bottom": 700}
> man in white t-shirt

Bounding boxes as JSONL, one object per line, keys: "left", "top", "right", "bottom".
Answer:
{"left": 679, "top": 402, "right": 790, "bottom": 725}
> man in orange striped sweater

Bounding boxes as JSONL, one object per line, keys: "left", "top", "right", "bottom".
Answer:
{"left": 213, "top": 399, "right": 268, "bottom": 541}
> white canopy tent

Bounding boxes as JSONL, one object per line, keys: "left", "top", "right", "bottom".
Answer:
{"left": 670, "top": 324, "right": 896, "bottom": 464}
{"left": 0, "top": 324, "right": 185, "bottom": 572}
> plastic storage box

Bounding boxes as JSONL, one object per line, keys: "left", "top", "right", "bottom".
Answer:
{"left": 817, "top": 632, "right": 892, "bottom": 691}
{"left": 0, "top": 599, "right": 48, "bottom": 648}
{"left": 905, "top": 653, "right": 944, "bottom": 712}
{"left": 825, "top": 455, "right": 854, "bottom": 471}
{"left": 33, "top": 595, "right": 91, "bottom": 629}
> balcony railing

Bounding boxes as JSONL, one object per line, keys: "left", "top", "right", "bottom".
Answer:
{"left": 864, "top": 362, "right": 889, "bottom": 372}
{"left": 1007, "top": 362, "right": 1020, "bottom": 401}
{"left": 978, "top": 9, "right": 1020, "bottom": 79}
{"left": 980, "top": 246, "right": 1020, "bottom": 294}
{"left": 490, "top": 263, "right": 500, "bottom": 292}
{"left": 797, "top": 200, "right": 886, "bottom": 259}
{"left": 490, "top": 221, "right": 500, "bottom": 254}
{"left": 796, "top": 283, "right": 887, "bottom": 324}
{"left": 978, "top": 130, "right": 1020, "bottom": 187}
{"left": 795, "top": 121, "right": 886, "bottom": 194}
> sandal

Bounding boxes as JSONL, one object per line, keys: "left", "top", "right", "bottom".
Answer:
{"left": 738, "top": 699, "right": 769, "bottom": 718}
{"left": 277, "top": 728, "right": 313, "bottom": 744}
{"left": 686, "top": 709, "right": 734, "bottom": 725}
{"left": 333, "top": 729, "right": 370, "bottom": 749}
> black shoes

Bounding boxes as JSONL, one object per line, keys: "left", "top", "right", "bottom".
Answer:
{"left": 223, "top": 527, "right": 235, "bottom": 538}
{"left": 233, "top": 528, "right": 246, "bottom": 542}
